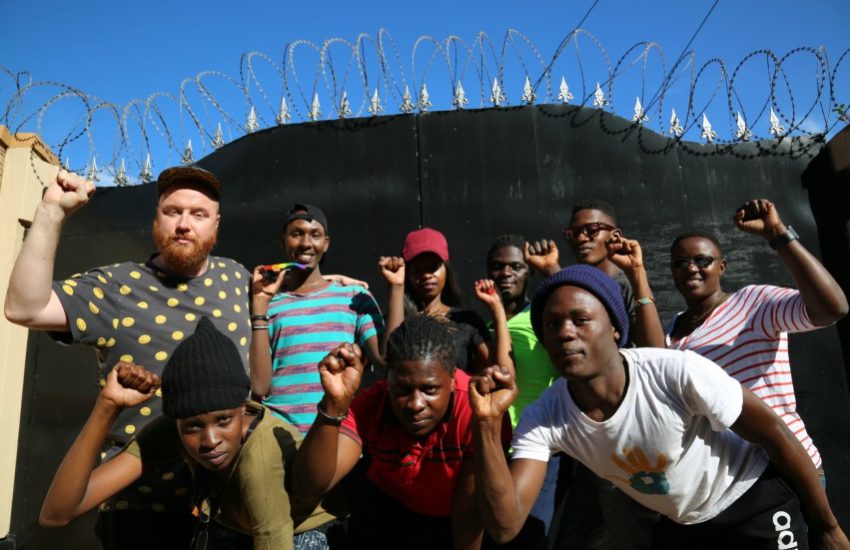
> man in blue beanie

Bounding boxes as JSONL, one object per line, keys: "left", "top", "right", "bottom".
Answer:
{"left": 468, "top": 265, "right": 848, "bottom": 548}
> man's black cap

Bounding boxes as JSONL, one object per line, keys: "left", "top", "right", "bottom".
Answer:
{"left": 156, "top": 165, "right": 221, "bottom": 201}
{"left": 283, "top": 203, "right": 328, "bottom": 234}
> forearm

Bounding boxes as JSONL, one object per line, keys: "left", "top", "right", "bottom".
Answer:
{"left": 774, "top": 234, "right": 848, "bottom": 325}
{"left": 5, "top": 203, "right": 65, "bottom": 324}
{"left": 249, "top": 298, "right": 273, "bottom": 396}
{"left": 472, "top": 419, "right": 524, "bottom": 542}
{"left": 293, "top": 397, "right": 350, "bottom": 499}
{"left": 381, "top": 284, "right": 405, "bottom": 354}
{"left": 623, "top": 267, "right": 665, "bottom": 348}
{"left": 488, "top": 303, "right": 515, "bottom": 373}
{"left": 41, "top": 397, "right": 119, "bottom": 525}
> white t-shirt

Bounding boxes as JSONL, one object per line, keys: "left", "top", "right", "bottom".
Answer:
{"left": 512, "top": 347, "right": 769, "bottom": 524}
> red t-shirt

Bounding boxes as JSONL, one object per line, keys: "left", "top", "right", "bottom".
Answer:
{"left": 340, "top": 369, "right": 476, "bottom": 517}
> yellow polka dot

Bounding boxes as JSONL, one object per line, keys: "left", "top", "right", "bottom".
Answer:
{"left": 62, "top": 285, "right": 74, "bottom": 296}
{"left": 97, "top": 275, "right": 108, "bottom": 284}
{"left": 140, "top": 406, "right": 152, "bottom": 416}
{"left": 121, "top": 317, "right": 135, "bottom": 328}
{"left": 155, "top": 388, "right": 163, "bottom": 397}
{"left": 138, "top": 485, "right": 152, "bottom": 494}
{"left": 88, "top": 302, "right": 100, "bottom": 314}
{"left": 99, "top": 378, "right": 106, "bottom": 387}
{"left": 101, "top": 452, "right": 107, "bottom": 460}
{"left": 64, "top": 279, "right": 78, "bottom": 287}
{"left": 233, "top": 304, "right": 241, "bottom": 313}
{"left": 217, "top": 262, "right": 226, "bottom": 268}
{"left": 155, "top": 351, "right": 168, "bottom": 361}
{"left": 239, "top": 336, "right": 247, "bottom": 346}
{"left": 149, "top": 285, "right": 159, "bottom": 292}
{"left": 119, "top": 285, "right": 131, "bottom": 295}
{"left": 234, "top": 271, "right": 242, "bottom": 279}
{"left": 151, "top": 503, "right": 165, "bottom": 512}
{"left": 112, "top": 318, "right": 119, "bottom": 330}
{"left": 137, "top": 301, "right": 149, "bottom": 309}
{"left": 194, "top": 296, "right": 205, "bottom": 306}
{"left": 106, "top": 337, "right": 116, "bottom": 347}
{"left": 221, "top": 273, "right": 229, "bottom": 282}
{"left": 174, "top": 488, "right": 189, "bottom": 497}
{"left": 161, "top": 472, "right": 175, "bottom": 481}
{"left": 76, "top": 318, "right": 87, "bottom": 331}
{"left": 155, "top": 314, "right": 167, "bottom": 324}
{"left": 138, "top": 334, "right": 151, "bottom": 345}
{"left": 172, "top": 331, "right": 184, "bottom": 341}
{"left": 124, "top": 424, "right": 136, "bottom": 435}
{"left": 218, "top": 290, "right": 227, "bottom": 300}
{"left": 130, "top": 271, "right": 141, "bottom": 279}
{"left": 97, "top": 336, "right": 107, "bottom": 346}
{"left": 212, "top": 309, "right": 222, "bottom": 318}
{"left": 120, "top": 354, "right": 133, "bottom": 363}
{"left": 167, "top": 297, "right": 179, "bottom": 307}
{"left": 93, "top": 287, "right": 105, "bottom": 299}
{"left": 227, "top": 322, "right": 237, "bottom": 332}
{"left": 185, "top": 313, "right": 196, "bottom": 322}
{"left": 106, "top": 271, "right": 113, "bottom": 278}
{"left": 177, "top": 283, "right": 188, "bottom": 292}
{"left": 115, "top": 500, "right": 130, "bottom": 510}
{"left": 234, "top": 287, "right": 242, "bottom": 296}
{"left": 204, "top": 278, "right": 213, "bottom": 287}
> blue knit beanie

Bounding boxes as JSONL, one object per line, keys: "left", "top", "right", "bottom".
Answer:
{"left": 530, "top": 265, "right": 629, "bottom": 348}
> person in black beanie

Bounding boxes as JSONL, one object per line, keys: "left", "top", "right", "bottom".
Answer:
{"left": 468, "top": 265, "right": 848, "bottom": 549}
{"left": 39, "top": 317, "right": 343, "bottom": 550}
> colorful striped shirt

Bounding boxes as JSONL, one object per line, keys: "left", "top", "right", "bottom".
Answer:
{"left": 666, "top": 285, "right": 822, "bottom": 468}
{"left": 264, "top": 282, "right": 384, "bottom": 433}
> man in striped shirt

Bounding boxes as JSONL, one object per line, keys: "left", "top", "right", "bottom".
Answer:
{"left": 666, "top": 198, "right": 848, "bottom": 475}
{"left": 249, "top": 204, "right": 385, "bottom": 434}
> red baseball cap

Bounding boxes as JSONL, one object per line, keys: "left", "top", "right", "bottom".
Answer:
{"left": 402, "top": 228, "right": 450, "bottom": 262}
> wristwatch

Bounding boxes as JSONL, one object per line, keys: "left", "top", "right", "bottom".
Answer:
{"left": 769, "top": 226, "right": 799, "bottom": 250}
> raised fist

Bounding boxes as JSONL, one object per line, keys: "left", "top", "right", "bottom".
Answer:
{"left": 474, "top": 278, "right": 501, "bottom": 308}
{"left": 605, "top": 232, "right": 644, "bottom": 271}
{"left": 524, "top": 240, "right": 560, "bottom": 276}
{"left": 318, "top": 343, "right": 364, "bottom": 405}
{"left": 469, "top": 365, "right": 518, "bottom": 422}
{"left": 733, "top": 199, "right": 785, "bottom": 241}
{"left": 42, "top": 170, "right": 96, "bottom": 217}
{"left": 378, "top": 256, "right": 406, "bottom": 287}
{"left": 252, "top": 265, "right": 285, "bottom": 301}
{"left": 101, "top": 362, "right": 160, "bottom": 409}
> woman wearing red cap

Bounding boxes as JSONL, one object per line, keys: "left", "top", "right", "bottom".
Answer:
{"left": 378, "top": 227, "right": 511, "bottom": 374}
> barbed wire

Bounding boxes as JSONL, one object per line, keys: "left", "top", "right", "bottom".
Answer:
{"left": 2, "top": 28, "right": 848, "bottom": 186}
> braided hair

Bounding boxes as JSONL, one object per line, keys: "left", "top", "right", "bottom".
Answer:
{"left": 385, "top": 314, "right": 458, "bottom": 374}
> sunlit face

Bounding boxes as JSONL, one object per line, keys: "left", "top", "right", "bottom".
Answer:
{"left": 176, "top": 406, "right": 246, "bottom": 473}
{"left": 564, "top": 209, "right": 617, "bottom": 266}
{"left": 406, "top": 253, "right": 447, "bottom": 303}
{"left": 542, "top": 285, "right": 621, "bottom": 380}
{"left": 153, "top": 184, "right": 220, "bottom": 273}
{"left": 487, "top": 246, "right": 530, "bottom": 301}
{"left": 669, "top": 237, "right": 726, "bottom": 301}
{"left": 281, "top": 218, "right": 329, "bottom": 269}
{"left": 387, "top": 359, "right": 455, "bottom": 438}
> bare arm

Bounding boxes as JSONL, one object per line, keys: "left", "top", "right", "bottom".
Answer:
{"left": 469, "top": 366, "right": 547, "bottom": 543}
{"left": 293, "top": 344, "right": 364, "bottom": 500}
{"left": 474, "top": 279, "right": 515, "bottom": 375}
{"left": 249, "top": 266, "right": 284, "bottom": 397}
{"left": 606, "top": 235, "right": 665, "bottom": 348}
{"left": 5, "top": 171, "right": 94, "bottom": 330}
{"left": 734, "top": 199, "right": 848, "bottom": 325}
{"left": 731, "top": 388, "right": 848, "bottom": 547}
{"left": 451, "top": 460, "right": 484, "bottom": 550}
{"left": 40, "top": 363, "right": 157, "bottom": 526}
{"left": 378, "top": 256, "right": 405, "bottom": 355}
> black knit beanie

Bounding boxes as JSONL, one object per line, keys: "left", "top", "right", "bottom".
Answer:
{"left": 530, "top": 265, "right": 630, "bottom": 348}
{"left": 161, "top": 317, "right": 250, "bottom": 418}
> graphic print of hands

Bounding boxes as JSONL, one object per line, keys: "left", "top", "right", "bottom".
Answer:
{"left": 608, "top": 447, "right": 670, "bottom": 495}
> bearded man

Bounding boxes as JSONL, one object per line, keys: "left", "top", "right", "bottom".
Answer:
{"left": 5, "top": 165, "right": 251, "bottom": 549}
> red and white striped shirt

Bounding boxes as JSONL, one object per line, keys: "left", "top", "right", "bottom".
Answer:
{"left": 666, "top": 285, "right": 822, "bottom": 468}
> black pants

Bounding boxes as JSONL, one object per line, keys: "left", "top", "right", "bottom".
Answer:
{"left": 651, "top": 465, "right": 808, "bottom": 550}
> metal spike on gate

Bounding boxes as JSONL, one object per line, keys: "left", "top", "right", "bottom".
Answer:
{"left": 115, "top": 158, "right": 128, "bottom": 187}
{"left": 521, "top": 76, "right": 536, "bottom": 105}
{"left": 400, "top": 85, "right": 415, "bottom": 114}
{"left": 368, "top": 88, "right": 383, "bottom": 116}
{"left": 490, "top": 78, "right": 506, "bottom": 107}
{"left": 592, "top": 82, "right": 607, "bottom": 108}
{"left": 140, "top": 153, "right": 153, "bottom": 183}
{"left": 632, "top": 97, "right": 648, "bottom": 124}
{"left": 309, "top": 93, "right": 322, "bottom": 121}
{"left": 557, "top": 77, "right": 573, "bottom": 104}
{"left": 277, "top": 96, "right": 291, "bottom": 125}
{"left": 768, "top": 108, "right": 785, "bottom": 137}
{"left": 418, "top": 83, "right": 432, "bottom": 112}
{"left": 212, "top": 123, "right": 225, "bottom": 149}
{"left": 246, "top": 106, "right": 259, "bottom": 133}
{"left": 700, "top": 113, "right": 717, "bottom": 143}
{"left": 181, "top": 140, "right": 194, "bottom": 164}
{"left": 452, "top": 81, "right": 469, "bottom": 110}
{"left": 735, "top": 112, "right": 752, "bottom": 141}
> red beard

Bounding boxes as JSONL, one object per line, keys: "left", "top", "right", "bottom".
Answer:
{"left": 152, "top": 221, "right": 217, "bottom": 274}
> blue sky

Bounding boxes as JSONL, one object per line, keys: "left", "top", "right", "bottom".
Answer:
{"left": 2, "top": 1, "right": 848, "bottom": 183}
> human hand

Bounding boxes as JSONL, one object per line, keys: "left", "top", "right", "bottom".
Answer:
{"left": 42, "top": 170, "right": 96, "bottom": 217}
{"left": 100, "top": 362, "right": 160, "bottom": 410}
{"left": 378, "top": 256, "right": 406, "bottom": 287}
{"left": 468, "top": 365, "right": 518, "bottom": 422}
{"left": 733, "top": 199, "right": 786, "bottom": 241}
{"left": 324, "top": 274, "right": 369, "bottom": 290}
{"left": 474, "top": 279, "right": 501, "bottom": 308}
{"left": 524, "top": 240, "right": 560, "bottom": 276}
{"left": 605, "top": 232, "right": 644, "bottom": 272}
{"left": 251, "top": 265, "right": 284, "bottom": 303}
{"left": 317, "top": 343, "right": 364, "bottom": 407}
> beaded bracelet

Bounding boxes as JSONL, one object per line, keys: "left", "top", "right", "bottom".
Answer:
{"left": 251, "top": 324, "right": 269, "bottom": 331}
{"left": 635, "top": 296, "right": 656, "bottom": 306}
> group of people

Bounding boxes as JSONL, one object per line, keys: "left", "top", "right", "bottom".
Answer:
{"left": 3, "top": 163, "right": 848, "bottom": 549}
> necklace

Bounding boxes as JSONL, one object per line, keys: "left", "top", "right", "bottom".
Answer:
{"left": 685, "top": 292, "right": 728, "bottom": 326}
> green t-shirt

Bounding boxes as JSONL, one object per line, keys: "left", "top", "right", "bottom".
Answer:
{"left": 493, "top": 308, "right": 558, "bottom": 428}
{"left": 124, "top": 402, "right": 341, "bottom": 549}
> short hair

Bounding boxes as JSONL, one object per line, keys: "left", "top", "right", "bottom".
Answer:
{"left": 670, "top": 230, "right": 724, "bottom": 256}
{"left": 386, "top": 314, "right": 458, "bottom": 373}
{"left": 570, "top": 199, "right": 618, "bottom": 224}
{"left": 487, "top": 234, "right": 526, "bottom": 260}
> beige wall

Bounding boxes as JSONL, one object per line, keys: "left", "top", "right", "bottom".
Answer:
{"left": 0, "top": 126, "right": 59, "bottom": 539}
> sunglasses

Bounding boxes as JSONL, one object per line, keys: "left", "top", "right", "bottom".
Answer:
{"left": 670, "top": 255, "right": 717, "bottom": 269}
{"left": 563, "top": 222, "right": 616, "bottom": 240}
